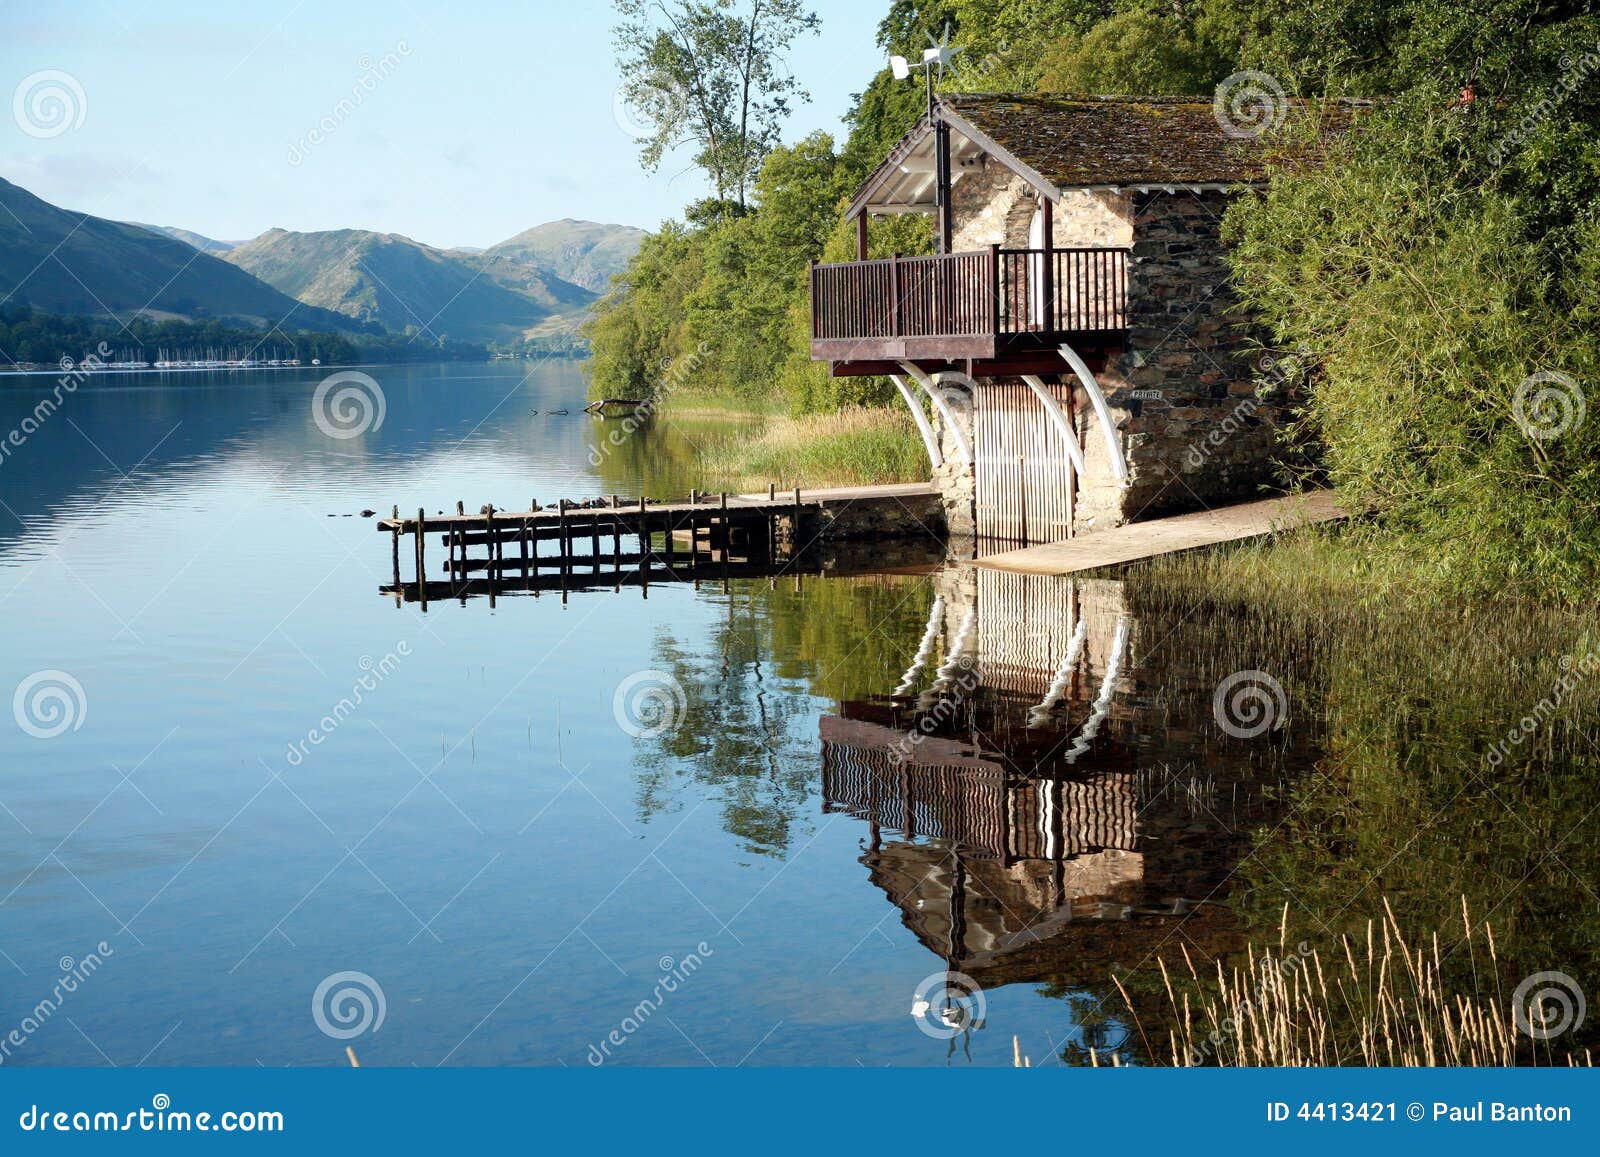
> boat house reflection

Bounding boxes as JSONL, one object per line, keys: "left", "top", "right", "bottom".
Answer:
{"left": 821, "top": 570, "right": 1282, "bottom": 991}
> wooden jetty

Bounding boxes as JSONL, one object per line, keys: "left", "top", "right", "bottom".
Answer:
{"left": 972, "top": 490, "right": 1344, "bottom": 576}
{"left": 376, "top": 483, "right": 938, "bottom": 608}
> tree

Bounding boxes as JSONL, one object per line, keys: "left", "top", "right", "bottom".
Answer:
{"left": 613, "top": 0, "right": 821, "bottom": 213}
{"left": 1037, "top": 8, "right": 1229, "bottom": 96}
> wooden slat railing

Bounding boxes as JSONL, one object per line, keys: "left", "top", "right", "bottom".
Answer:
{"left": 996, "top": 248, "right": 1129, "bottom": 335}
{"left": 811, "top": 247, "right": 1128, "bottom": 343}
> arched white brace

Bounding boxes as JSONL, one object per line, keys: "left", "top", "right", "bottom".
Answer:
{"left": 1026, "top": 618, "right": 1089, "bottom": 729}
{"left": 897, "top": 363, "right": 974, "bottom": 468}
{"left": 918, "top": 605, "right": 976, "bottom": 712}
{"left": 890, "top": 374, "right": 942, "bottom": 470}
{"left": 1066, "top": 618, "right": 1130, "bottom": 764}
{"left": 893, "top": 596, "right": 946, "bottom": 697}
{"left": 1059, "top": 341, "right": 1129, "bottom": 483}
{"left": 1020, "top": 375, "right": 1088, "bottom": 476}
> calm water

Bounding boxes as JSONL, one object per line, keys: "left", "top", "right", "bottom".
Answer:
{"left": 0, "top": 361, "right": 1592, "bottom": 1067}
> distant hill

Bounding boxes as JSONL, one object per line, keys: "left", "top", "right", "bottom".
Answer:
{"left": 0, "top": 177, "right": 361, "bottom": 331}
{"left": 484, "top": 220, "right": 645, "bottom": 293}
{"left": 225, "top": 227, "right": 597, "bottom": 343}
{"left": 129, "top": 223, "right": 237, "bottom": 254}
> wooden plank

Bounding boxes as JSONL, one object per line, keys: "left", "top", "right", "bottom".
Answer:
{"left": 825, "top": 344, "right": 1119, "bottom": 379}
{"left": 972, "top": 491, "right": 1345, "bottom": 575}
{"left": 448, "top": 552, "right": 659, "bottom": 573}
{"left": 976, "top": 380, "right": 1074, "bottom": 543}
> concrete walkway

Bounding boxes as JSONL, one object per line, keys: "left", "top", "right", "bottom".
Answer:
{"left": 972, "top": 490, "right": 1344, "bottom": 575}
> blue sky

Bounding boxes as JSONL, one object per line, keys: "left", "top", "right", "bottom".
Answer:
{"left": 0, "top": 0, "right": 885, "bottom": 247}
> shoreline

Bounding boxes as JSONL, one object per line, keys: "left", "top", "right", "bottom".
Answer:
{"left": 0, "top": 360, "right": 483, "bottom": 380}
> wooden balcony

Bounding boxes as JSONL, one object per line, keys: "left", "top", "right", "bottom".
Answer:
{"left": 810, "top": 246, "right": 1129, "bottom": 372}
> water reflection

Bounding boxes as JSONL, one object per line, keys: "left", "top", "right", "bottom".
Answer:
{"left": 0, "top": 361, "right": 730, "bottom": 553}
{"left": 818, "top": 569, "right": 1310, "bottom": 1061}
{"left": 5, "top": 362, "right": 1595, "bottom": 1066}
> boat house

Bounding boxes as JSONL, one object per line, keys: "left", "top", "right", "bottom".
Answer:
{"left": 810, "top": 93, "right": 1348, "bottom": 541}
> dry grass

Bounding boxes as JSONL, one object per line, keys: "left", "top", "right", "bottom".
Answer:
{"left": 1107, "top": 900, "right": 1593, "bottom": 1067}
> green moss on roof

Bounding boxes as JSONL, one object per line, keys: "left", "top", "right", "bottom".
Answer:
{"left": 939, "top": 93, "right": 1361, "bottom": 188}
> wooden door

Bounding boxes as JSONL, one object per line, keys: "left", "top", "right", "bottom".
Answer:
{"left": 973, "top": 380, "right": 1078, "bottom": 543}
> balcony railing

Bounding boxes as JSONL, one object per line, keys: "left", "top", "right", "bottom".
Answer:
{"left": 810, "top": 246, "right": 1129, "bottom": 348}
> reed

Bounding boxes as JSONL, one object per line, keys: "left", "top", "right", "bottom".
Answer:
{"left": 695, "top": 405, "right": 928, "bottom": 489}
{"left": 1111, "top": 901, "right": 1593, "bottom": 1067}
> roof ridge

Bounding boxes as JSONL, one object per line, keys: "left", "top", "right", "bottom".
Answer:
{"left": 942, "top": 92, "right": 1374, "bottom": 106}
{"left": 943, "top": 92, "right": 1206, "bottom": 103}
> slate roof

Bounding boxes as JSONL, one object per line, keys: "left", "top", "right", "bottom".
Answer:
{"left": 848, "top": 93, "right": 1363, "bottom": 215}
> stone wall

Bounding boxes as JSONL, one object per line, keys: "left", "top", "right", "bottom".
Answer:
{"left": 1091, "top": 189, "right": 1293, "bottom": 523}
{"left": 1056, "top": 189, "right": 1134, "bottom": 249}
{"left": 811, "top": 488, "right": 946, "bottom": 542}
{"left": 931, "top": 380, "right": 976, "bottom": 537}
{"left": 949, "top": 163, "right": 1132, "bottom": 252}
{"left": 950, "top": 161, "right": 1035, "bottom": 251}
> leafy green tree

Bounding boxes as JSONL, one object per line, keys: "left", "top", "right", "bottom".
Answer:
{"left": 1037, "top": 7, "right": 1229, "bottom": 95}
{"left": 1220, "top": 1, "right": 1600, "bottom": 593}
{"left": 613, "top": 0, "right": 821, "bottom": 212}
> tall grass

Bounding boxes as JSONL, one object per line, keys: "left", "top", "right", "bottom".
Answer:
{"left": 1110, "top": 901, "right": 1592, "bottom": 1067}
{"left": 1111, "top": 548, "right": 1600, "bottom": 1068}
{"left": 695, "top": 405, "right": 928, "bottom": 490}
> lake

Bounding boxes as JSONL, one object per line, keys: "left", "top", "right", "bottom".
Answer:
{"left": 0, "top": 360, "right": 1593, "bottom": 1067}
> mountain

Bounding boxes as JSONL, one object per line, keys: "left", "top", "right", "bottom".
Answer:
{"left": 483, "top": 220, "right": 645, "bottom": 294}
{"left": 224, "top": 228, "right": 596, "bottom": 343}
{"left": 0, "top": 177, "right": 361, "bottom": 330}
{"left": 129, "top": 223, "right": 236, "bottom": 254}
